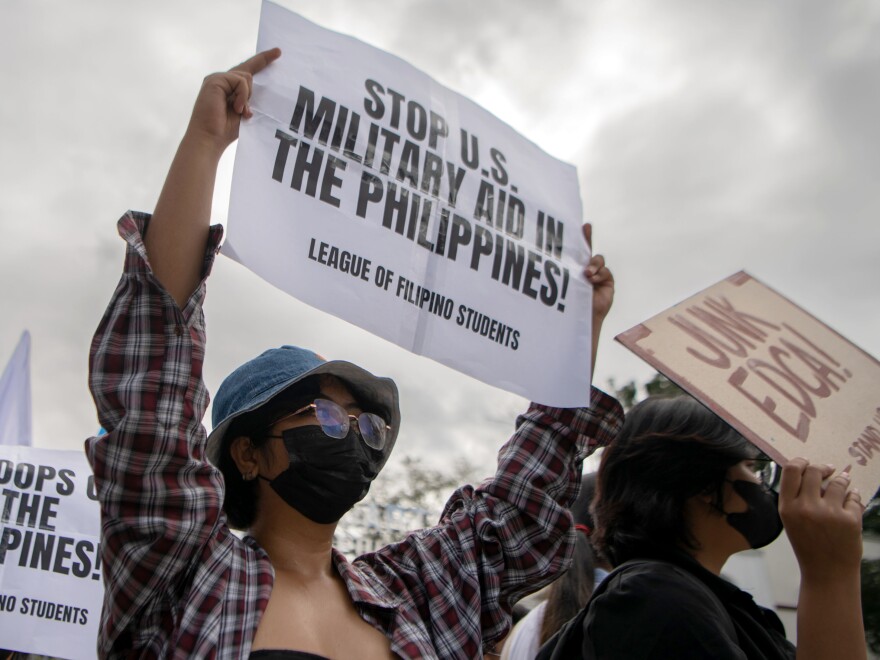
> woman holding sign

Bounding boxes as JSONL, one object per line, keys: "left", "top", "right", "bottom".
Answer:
{"left": 85, "top": 50, "right": 623, "bottom": 659}
{"left": 537, "top": 396, "right": 866, "bottom": 659}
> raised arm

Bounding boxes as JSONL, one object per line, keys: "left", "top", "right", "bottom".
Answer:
{"left": 779, "top": 459, "right": 866, "bottom": 660}
{"left": 355, "top": 232, "right": 624, "bottom": 657}
{"left": 86, "top": 51, "right": 280, "bottom": 657}
{"left": 145, "top": 48, "right": 280, "bottom": 307}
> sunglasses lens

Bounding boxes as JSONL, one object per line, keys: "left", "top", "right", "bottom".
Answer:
{"left": 312, "top": 399, "right": 387, "bottom": 450}
{"left": 754, "top": 459, "right": 780, "bottom": 492}
{"left": 358, "top": 413, "right": 387, "bottom": 450}
{"left": 765, "top": 464, "right": 781, "bottom": 492}
{"left": 314, "top": 399, "right": 349, "bottom": 438}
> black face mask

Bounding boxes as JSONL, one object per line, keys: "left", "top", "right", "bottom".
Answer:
{"left": 261, "top": 425, "right": 383, "bottom": 524}
{"left": 725, "top": 480, "right": 783, "bottom": 549}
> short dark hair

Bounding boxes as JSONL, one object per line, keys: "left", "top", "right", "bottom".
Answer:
{"left": 217, "top": 376, "right": 321, "bottom": 529}
{"left": 592, "top": 396, "right": 755, "bottom": 566}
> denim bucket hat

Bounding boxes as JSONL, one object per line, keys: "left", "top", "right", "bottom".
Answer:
{"left": 206, "top": 346, "right": 400, "bottom": 467}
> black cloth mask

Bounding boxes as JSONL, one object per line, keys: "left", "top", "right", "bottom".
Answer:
{"left": 261, "top": 425, "right": 384, "bottom": 524}
{"left": 725, "top": 480, "right": 783, "bottom": 549}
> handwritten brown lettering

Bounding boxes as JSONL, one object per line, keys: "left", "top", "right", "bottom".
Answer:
{"left": 697, "top": 296, "right": 780, "bottom": 345}
{"left": 848, "top": 426, "right": 880, "bottom": 467}
{"left": 729, "top": 366, "right": 810, "bottom": 441}
{"left": 670, "top": 297, "right": 781, "bottom": 369}
{"left": 750, "top": 358, "right": 816, "bottom": 418}
{"left": 671, "top": 296, "right": 851, "bottom": 443}
{"left": 669, "top": 315, "right": 733, "bottom": 368}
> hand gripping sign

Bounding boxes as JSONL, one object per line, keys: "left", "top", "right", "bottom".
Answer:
{"left": 616, "top": 271, "right": 880, "bottom": 499}
{"left": 0, "top": 446, "right": 103, "bottom": 660}
{"left": 225, "top": 1, "right": 593, "bottom": 407}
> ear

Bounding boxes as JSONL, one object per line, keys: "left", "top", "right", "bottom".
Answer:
{"left": 696, "top": 485, "right": 729, "bottom": 517}
{"left": 697, "top": 489, "right": 715, "bottom": 504}
{"left": 685, "top": 489, "right": 719, "bottom": 518}
{"left": 229, "top": 436, "right": 260, "bottom": 478}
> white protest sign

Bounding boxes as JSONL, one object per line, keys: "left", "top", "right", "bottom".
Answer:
{"left": 0, "top": 446, "right": 102, "bottom": 660}
{"left": 226, "top": 1, "right": 592, "bottom": 407}
{"left": 616, "top": 271, "right": 880, "bottom": 499}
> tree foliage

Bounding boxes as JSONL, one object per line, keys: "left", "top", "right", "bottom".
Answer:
{"left": 864, "top": 558, "right": 880, "bottom": 653}
{"left": 864, "top": 500, "right": 880, "bottom": 537}
{"left": 863, "top": 500, "right": 880, "bottom": 653}
{"left": 608, "top": 372, "right": 684, "bottom": 412}
{"left": 365, "top": 454, "right": 483, "bottom": 516}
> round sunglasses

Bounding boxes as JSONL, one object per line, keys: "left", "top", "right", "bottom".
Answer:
{"left": 749, "top": 457, "right": 781, "bottom": 492}
{"left": 268, "top": 398, "right": 390, "bottom": 450}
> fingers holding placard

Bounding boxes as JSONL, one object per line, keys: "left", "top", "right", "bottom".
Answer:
{"left": 187, "top": 48, "right": 282, "bottom": 153}
{"left": 778, "top": 457, "right": 863, "bottom": 581}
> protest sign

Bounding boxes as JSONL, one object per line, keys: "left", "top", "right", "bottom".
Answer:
{"left": 0, "top": 446, "right": 102, "bottom": 660}
{"left": 616, "top": 271, "right": 880, "bottom": 499}
{"left": 225, "top": 1, "right": 592, "bottom": 407}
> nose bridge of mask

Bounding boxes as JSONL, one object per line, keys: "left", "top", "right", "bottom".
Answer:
{"left": 280, "top": 425, "right": 384, "bottom": 476}
{"left": 280, "top": 425, "right": 356, "bottom": 460}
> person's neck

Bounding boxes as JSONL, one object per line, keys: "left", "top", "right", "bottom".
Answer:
{"left": 682, "top": 498, "right": 737, "bottom": 576}
{"left": 687, "top": 545, "right": 730, "bottom": 576}
{"left": 250, "top": 499, "right": 338, "bottom": 578}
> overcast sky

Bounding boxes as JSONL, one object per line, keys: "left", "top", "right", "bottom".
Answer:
{"left": 1, "top": 0, "right": 878, "bottom": 477}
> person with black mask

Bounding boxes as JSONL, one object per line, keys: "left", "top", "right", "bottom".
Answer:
{"left": 85, "top": 50, "right": 624, "bottom": 659}
{"left": 537, "top": 395, "right": 866, "bottom": 660}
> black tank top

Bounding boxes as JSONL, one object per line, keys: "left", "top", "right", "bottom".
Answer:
{"left": 249, "top": 651, "right": 331, "bottom": 660}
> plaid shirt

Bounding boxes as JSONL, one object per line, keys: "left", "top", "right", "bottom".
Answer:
{"left": 86, "top": 212, "right": 624, "bottom": 660}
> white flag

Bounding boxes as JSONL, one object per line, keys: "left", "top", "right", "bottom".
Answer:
{"left": 0, "top": 330, "right": 33, "bottom": 446}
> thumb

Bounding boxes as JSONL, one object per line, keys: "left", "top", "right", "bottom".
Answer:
{"left": 582, "top": 223, "right": 593, "bottom": 250}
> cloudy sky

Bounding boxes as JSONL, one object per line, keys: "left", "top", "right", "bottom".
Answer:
{"left": 1, "top": 0, "right": 878, "bottom": 477}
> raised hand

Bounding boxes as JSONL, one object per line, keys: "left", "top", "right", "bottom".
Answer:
{"left": 779, "top": 457, "right": 866, "bottom": 660}
{"left": 186, "top": 48, "right": 282, "bottom": 156}
{"left": 778, "top": 458, "right": 864, "bottom": 579}
{"left": 582, "top": 223, "right": 613, "bottom": 323}
{"left": 146, "top": 48, "right": 281, "bottom": 307}
{"left": 582, "top": 223, "right": 614, "bottom": 375}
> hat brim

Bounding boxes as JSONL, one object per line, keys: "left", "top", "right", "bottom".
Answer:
{"left": 206, "top": 360, "right": 400, "bottom": 467}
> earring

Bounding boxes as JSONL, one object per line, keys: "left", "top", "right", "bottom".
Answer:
{"left": 242, "top": 471, "right": 257, "bottom": 481}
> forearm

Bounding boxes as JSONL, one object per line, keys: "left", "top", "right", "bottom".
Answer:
{"left": 796, "top": 569, "right": 866, "bottom": 660}
{"left": 591, "top": 312, "right": 604, "bottom": 378}
{"left": 145, "top": 131, "right": 224, "bottom": 308}
{"left": 778, "top": 460, "right": 866, "bottom": 659}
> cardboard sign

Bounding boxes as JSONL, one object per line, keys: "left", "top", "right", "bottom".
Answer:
{"left": 225, "top": 1, "right": 593, "bottom": 407}
{"left": 616, "top": 271, "right": 880, "bottom": 498}
{"left": 0, "top": 446, "right": 102, "bottom": 659}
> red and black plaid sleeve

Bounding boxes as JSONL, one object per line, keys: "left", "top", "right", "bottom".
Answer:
{"left": 85, "top": 212, "right": 235, "bottom": 657}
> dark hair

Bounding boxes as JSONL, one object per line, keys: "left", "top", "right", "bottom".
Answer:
{"left": 217, "top": 377, "right": 321, "bottom": 529}
{"left": 592, "top": 396, "right": 755, "bottom": 567}
{"left": 539, "top": 474, "right": 599, "bottom": 645}
{"left": 511, "top": 601, "right": 531, "bottom": 627}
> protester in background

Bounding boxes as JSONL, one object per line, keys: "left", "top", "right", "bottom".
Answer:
{"left": 501, "top": 473, "right": 611, "bottom": 660}
{"left": 539, "top": 472, "right": 613, "bottom": 643}
{"left": 537, "top": 396, "right": 866, "bottom": 659}
{"left": 485, "top": 603, "right": 531, "bottom": 660}
{"left": 85, "top": 49, "right": 624, "bottom": 659}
